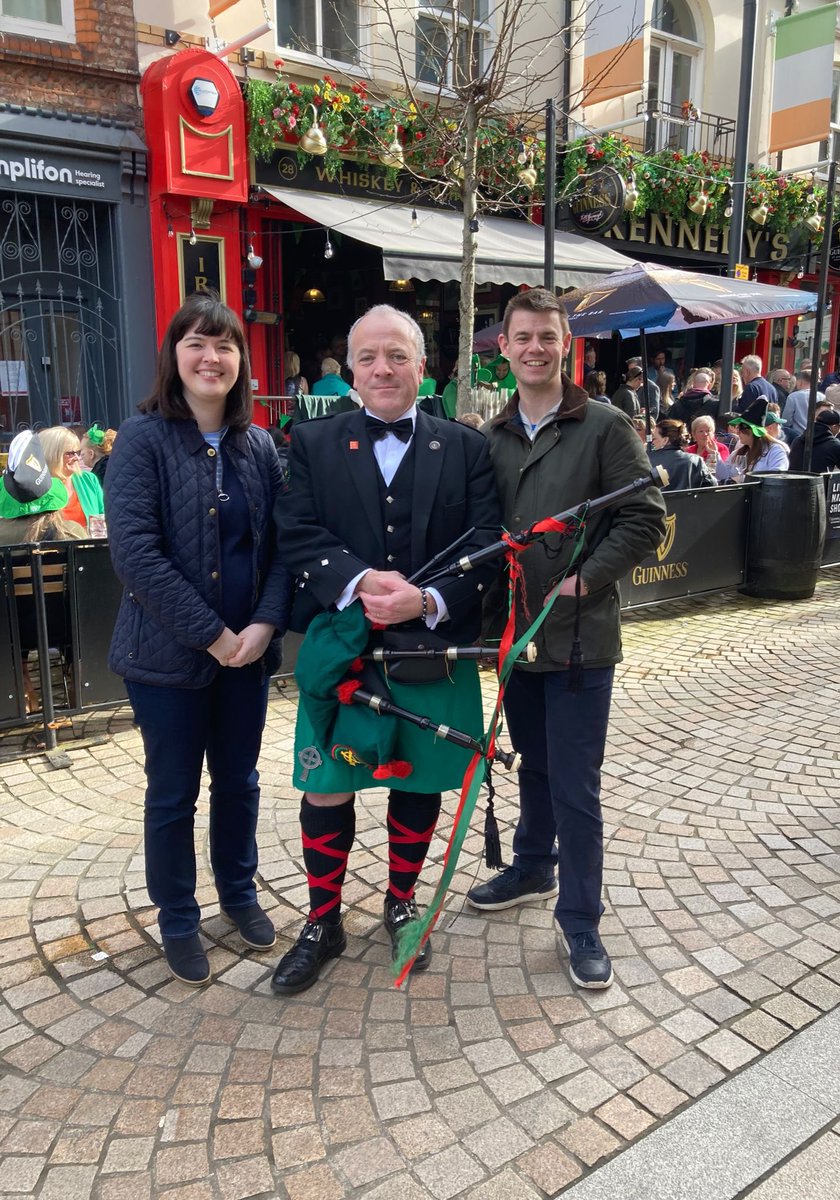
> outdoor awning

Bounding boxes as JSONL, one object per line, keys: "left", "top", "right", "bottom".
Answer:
{"left": 260, "top": 185, "right": 636, "bottom": 288}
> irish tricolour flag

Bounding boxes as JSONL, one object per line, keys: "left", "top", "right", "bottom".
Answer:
{"left": 582, "top": 0, "right": 645, "bottom": 106}
{"left": 769, "top": 3, "right": 836, "bottom": 154}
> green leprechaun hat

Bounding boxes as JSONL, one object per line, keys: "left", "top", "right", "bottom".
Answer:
{"left": 294, "top": 601, "right": 412, "bottom": 781}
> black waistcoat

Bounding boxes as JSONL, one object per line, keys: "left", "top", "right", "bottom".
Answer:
{"left": 375, "top": 440, "right": 415, "bottom": 576}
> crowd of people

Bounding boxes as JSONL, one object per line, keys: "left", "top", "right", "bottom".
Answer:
{"left": 2, "top": 294, "right": 837, "bottom": 1001}
{"left": 580, "top": 349, "right": 840, "bottom": 487}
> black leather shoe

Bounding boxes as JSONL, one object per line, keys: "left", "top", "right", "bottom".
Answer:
{"left": 220, "top": 903, "right": 277, "bottom": 950}
{"left": 162, "top": 934, "right": 211, "bottom": 987}
{"left": 271, "top": 919, "right": 346, "bottom": 995}
{"left": 383, "top": 895, "right": 431, "bottom": 973}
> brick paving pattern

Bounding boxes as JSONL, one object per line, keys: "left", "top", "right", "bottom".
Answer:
{"left": 0, "top": 571, "right": 838, "bottom": 1197}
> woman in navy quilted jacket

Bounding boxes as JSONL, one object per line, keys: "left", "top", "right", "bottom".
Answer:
{"left": 106, "top": 293, "right": 291, "bottom": 986}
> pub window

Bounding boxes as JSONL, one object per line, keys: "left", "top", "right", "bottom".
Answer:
{"left": 0, "top": 0, "right": 75, "bottom": 43}
{"left": 416, "top": 1, "right": 490, "bottom": 88}
{"left": 276, "top": 0, "right": 359, "bottom": 64}
{"left": 647, "top": 0, "right": 703, "bottom": 152}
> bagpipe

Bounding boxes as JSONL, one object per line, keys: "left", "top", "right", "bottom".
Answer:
{"left": 298, "top": 465, "right": 668, "bottom": 985}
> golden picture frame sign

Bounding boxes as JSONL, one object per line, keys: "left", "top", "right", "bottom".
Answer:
{"left": 178, "top": 233, "right": 226, "bottom": 303}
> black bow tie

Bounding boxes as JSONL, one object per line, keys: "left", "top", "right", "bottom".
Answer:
{"left": 366, "top": 416, "right": 413, "bottom": 443}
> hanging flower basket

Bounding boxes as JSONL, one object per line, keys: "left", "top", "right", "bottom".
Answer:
{"left": 245, "top": 64, "right": 546, "bottom": 198}
{"left": 561, "top": 136, "right": 827, "bottom": 238}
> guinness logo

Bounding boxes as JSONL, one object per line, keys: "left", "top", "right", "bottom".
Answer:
{"left": 632, "top": 511, "right": 688, "bottom": 586}
{"left": 657, "top": 514, "right": 677, "bottom": 561}
{"left": 569, "top": 166, "right": 626, "bottom": 235}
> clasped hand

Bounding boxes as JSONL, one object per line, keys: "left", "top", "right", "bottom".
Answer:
{"left": 358, "top": 569, "right": 435, "bottom": 625}
{"left": 207, "top": 622, "right": 275, "bottom": 667}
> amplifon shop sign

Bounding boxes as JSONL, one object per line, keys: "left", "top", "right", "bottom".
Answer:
{"left": 0, "top": 150, "right": 120, "bottom": 199}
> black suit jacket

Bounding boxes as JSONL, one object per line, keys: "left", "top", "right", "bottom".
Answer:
{"left": 275, "top": 408, "right": 502, "bottom": 640}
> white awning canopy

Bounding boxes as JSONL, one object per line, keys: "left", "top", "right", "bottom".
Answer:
{"left": 260, "top": 185, "right": 636, "bottom": 288}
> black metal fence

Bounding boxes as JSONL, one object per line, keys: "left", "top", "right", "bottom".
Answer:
{"left": 1, "top": 474, "right": 835, "bottom": 748}
{"left": 0, "top": 539, "right": 124, "bottom": 747}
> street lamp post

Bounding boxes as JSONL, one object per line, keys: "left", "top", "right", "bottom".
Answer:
{"left": 718, "top": 0, "right": 758, "bottom": 424}
{"left": 544, "top": 98, "right": 557, "bottom": 292}
{"left": 803, "top": 139, "right": 838, "bottom": 472}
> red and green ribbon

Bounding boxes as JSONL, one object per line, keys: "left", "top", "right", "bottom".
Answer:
{"left": 392, "top": 512, "right": 588, "bottom": 984}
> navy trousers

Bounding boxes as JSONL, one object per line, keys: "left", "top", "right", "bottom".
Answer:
{"left": 127, "top": 666, "right": 270, "bottom": 939}
{"left": 504, "top": 666, "right": 614, "bottom": 935}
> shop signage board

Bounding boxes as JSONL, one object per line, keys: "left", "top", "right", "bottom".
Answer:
{"left": 602, "top": 213, "right": 799, "bottom": 266}
{"left": 568, "top": 166, "right": 626, "bottom": 235}
{"left": 829, "top": 222, "right": 840, "bottom": 273}
{"left": 0, "top": 148, "right": 121, "bottom": 200}
{"left": 620, "top": 484, "right": 750, "bottom": 607}
{"left": 822, "top": 472, "right": 840, "bottom": 565}
{"left": 178, "top": 234, "right": 226, "bottom": 302}
{"left": 254, "top": 151, "right": 441, "bottom": 203}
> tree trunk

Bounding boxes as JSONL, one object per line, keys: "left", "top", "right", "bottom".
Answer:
{"left": 456, "top": 99, "right": 479, "bottom": 418}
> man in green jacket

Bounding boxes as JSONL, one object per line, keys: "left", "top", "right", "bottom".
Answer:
{"left": 467, "top": 288, "right": 666, "bottom": 990}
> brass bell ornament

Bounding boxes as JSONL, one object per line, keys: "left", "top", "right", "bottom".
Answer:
{"left": 299, "top": 106, "right": 328, "bottom": 156}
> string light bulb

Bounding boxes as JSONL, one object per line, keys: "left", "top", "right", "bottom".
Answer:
{"left": 411, "top": 208, "right": 418, "bottom": 228}
{"left": 324, "top": 233, "right": 334, "bottom": 260}
{"left": 246, "top": 243, "right": 263, "bottom": 269}
{"left": 624, "top": 174, "right": 639, "bottom": 212}
{"left": 724, "top": 186, "right": 733, "bottom": 220}
{"left": 167, "top": 222, "right": 174, "bottom": 239}
{"left": 189, "top": 226, "right": 197, "bottom": 246}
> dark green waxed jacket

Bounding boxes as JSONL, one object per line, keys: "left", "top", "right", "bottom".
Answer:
{"left": 482, "top": 375, "right": 666, "bottom": 671}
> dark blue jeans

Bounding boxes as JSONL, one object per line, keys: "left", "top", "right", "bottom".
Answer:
{"left": 127, "top": 666, "right": 270, "bottom": 939}
{"left": 504, "top": 666, "right": 614, "bottom": 936}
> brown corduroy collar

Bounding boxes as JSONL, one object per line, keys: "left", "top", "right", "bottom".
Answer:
{"left": 488, "top": 372, "right": 589, "bottom": 430}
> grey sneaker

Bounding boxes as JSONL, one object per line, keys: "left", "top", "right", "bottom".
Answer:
{"left": 467, "top": 864, "right": 558, "bottom": 911}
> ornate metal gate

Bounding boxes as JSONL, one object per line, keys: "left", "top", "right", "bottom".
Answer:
{"left": 0, "top": 192, "right": 121, "bottom": 433}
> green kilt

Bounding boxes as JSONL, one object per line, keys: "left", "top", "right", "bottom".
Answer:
{"left": 293, "top": 661, "right": 484, "bottom": 793}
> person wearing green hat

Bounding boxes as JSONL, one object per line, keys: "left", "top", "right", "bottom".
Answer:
{"left": 715, "top": 398, "right": 789, "bottom": 482}
{"left": 0, "top": 430, "right": 87, "bottom": 711}
{"left": 487, "top": 353, "right": 517, "bottom": 392}
{"left": 0, "top": 430, "right": 85, "bottom": 540}
{"left": 271, "top": 303, "right": 500, "bottom": 995}
{"left": 81, "top": 423, "right": 116, "bottom": 485}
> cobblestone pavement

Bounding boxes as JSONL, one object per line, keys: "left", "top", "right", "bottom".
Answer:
{"left": 0, "top": 572, "right": 839, "bottom": 1199}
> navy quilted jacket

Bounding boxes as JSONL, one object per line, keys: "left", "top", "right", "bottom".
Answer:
{"left": 106, "top": 413, "right": 291, "bottom": 687}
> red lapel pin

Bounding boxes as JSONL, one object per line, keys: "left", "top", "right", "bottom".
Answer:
{"left": 349, "top": 440, "right": 359, "bottom": 450}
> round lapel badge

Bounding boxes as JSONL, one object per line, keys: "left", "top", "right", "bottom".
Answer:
{"left": 429, "top": 440, "right": 441, "bottom": 450}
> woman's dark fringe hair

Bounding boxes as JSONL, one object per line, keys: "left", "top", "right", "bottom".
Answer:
{"left": 140, "top": 292, "right": 252, "bottom": 430}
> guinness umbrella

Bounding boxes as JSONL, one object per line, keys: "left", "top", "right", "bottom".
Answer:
{"left": 562, "top": 262, "right": 818, "bottom": 434}
{"left": 563, "top": 262, "right": 818, "bottom": 339}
